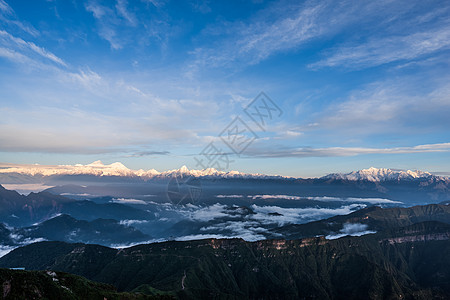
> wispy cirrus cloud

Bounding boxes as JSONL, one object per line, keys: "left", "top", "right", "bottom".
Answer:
{"left": 0, "top": 30, "right": 67, "bottom": 66}
{"left": 115, "top": 0, "right": 137, "bottom": 26}
{"left": 0, "top": 30, "right": 66, "bottom": 66}
{"left": 312, "top": 76, "right": 450, "bottom": 137}
{"left": 191, "top": 0, "right": 448, "bottom": 70}
{"left": 0, "top": 0, "right": 39, "bottom": 36}
{"left": 126, "top": 151, "right": 171, "bottom": 157}
{"left": 311, "top": 25, "right": 450, "bottom": 69}
{"left": 245, "top": 143, "right": 450, "bottom": 158}
{"left": 85, "top": 0, "right": 171, "bottom": 50}
{"left": 0, "top": 0, "right": 12, "bottom": 14}
{"left": 191, "top": 0, "right": 328, "bottom": 68}
{"left": 85, "top": 2, "right": 123, "bottom": 50}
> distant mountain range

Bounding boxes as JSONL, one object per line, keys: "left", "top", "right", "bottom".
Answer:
{"left": 0, "top": 184, "right": 153, "bottom": 227}
{"left": 1, "top": 161, "right": 447, "bottom": 182}
{"left": 1, "top": 162, "right": 448, "bottom": 207}
{"left": 0, "top": 161, "right": 288, "bottom": 180}
{"left": 321, "top": 166, "right": 443, "bottom": 182}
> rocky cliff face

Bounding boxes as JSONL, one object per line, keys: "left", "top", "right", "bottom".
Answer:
{"left": 383, "top": 232, "right": 450, "bottom": 244}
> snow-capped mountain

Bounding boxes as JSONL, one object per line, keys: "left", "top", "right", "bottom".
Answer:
{"left": 0, "top": 162, "right": 446, "bottom": 183}
{"left": 321, "top": 167, "right": 443, "bottom": 182}
{"left": 0, "top": 161, "right": 287, "bottom": 180}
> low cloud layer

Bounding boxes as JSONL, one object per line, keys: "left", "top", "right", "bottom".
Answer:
{"left": 250, "top": 194, "right": 401, "bottom": 204}
{"left": 326, "top": 223, "right": 376, "bottom": 240}
{"left": 159, "top": 201, "right": 368, "bottom": 241}
{"left": 111, "top": 198, "right": 147, "bottom": 205}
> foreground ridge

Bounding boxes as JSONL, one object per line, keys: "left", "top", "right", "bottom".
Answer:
{"left": 1, "top": 220, "right": 449, "bottom": 299}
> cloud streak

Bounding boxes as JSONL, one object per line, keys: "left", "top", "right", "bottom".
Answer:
{"left": 191, "top": 0, "right": 450, "bottom": 71}
{"left": 0, "top": 30, "right": 66, "bottom": 66}
{"left": 245, "top": 143, "right": 450, "bottom": 158}
{"left": 250, "top": 195, "right": 401, "bottom": 204}
{"left": 326, "top": 223, "right": 376, "bottom": 240}
{"left": 311, "top": 25, "right": 450, "bottom": 69}
{"left": 0, "top": 0, "right": 39, "bottom": 36}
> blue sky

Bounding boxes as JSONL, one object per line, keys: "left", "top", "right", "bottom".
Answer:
{"left": 0, "top": 0, "right": 449, "bottom": 177}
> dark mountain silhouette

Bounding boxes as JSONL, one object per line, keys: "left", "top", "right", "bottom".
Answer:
{"left": 1, "top": 220, "right": 449, "bottom": 299}
{"left": 0, "top": 268, "right": 171, "bottom": 299}
{"left": 273, "top": 203, "right": 450, "bottom": 239}
{"left": 0, "top": 184, "right": 153, "bottom": 227}
{"left": 17, "top": 214, "right": 151, "bottom": 245}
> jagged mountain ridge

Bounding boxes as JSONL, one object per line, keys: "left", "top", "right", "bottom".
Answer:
{"left": 0, "top": 161, "right": 287, "bottom": 180}
{"left": 1, "top": 161, "right": 447, "bottom": 182}
{"left": 321, "top": 166, "right": 444, "bottom": 182}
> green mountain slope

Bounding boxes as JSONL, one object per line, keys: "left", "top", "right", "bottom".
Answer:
{"left": 1, "top": 221, "right": 449, "bottom": 299}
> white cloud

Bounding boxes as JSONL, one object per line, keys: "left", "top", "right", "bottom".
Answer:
{"left": 85, "top": 2, "right": 123, "bottom": 49}
{"left": 0, "top": 46, "right": 32, "bottom": 64}
{"left": 111, "top": 198, "right": 147, "bottom": 205}
{"left": 317, "top": 197, "right": 401, "bottom": 204}
{"left": 191, "top": 1, "right": 328, "bottom": 68}
{"left": 176, "top": 222, "right": 269, "bottom": 242}
{"left": 199, "top": 220, "right": 268, "bottom": 241}
{"left": 183, "top": 203, "right": 229, "bottom": 222}
{"left": 85, "top": 0, "right": 171, "bottom": 50}
{"left": 0, "top": 0, "right": 12, "bottom": 15}
{"left": 0, "top": 245, "right": 15, "bottom": 258}
{"left": 175, "top": 234, "right": 237, "bottom": 241}
{"left": 191, "top": 0, "right": 448, "bottom": 71}
{"left": 312, "top": 21, "right": 450, "bottom": 69}
{"left": 315, "top": 78, "right": 450, "bottom": 135}
{"left": 326, "top": 223, "right": 376, "bottom": 239}
{"left": 119, "top": 219, "right": 149, "bottom": 226}
{"left": 0, "top": 0, "right": 39, "bottom": 36}
{"left": 245, "top": 143, "right": 450, "bottom": 158}
{"left": 250, "top": 194, "right": 401, "bottom": 204}
{"left": 115, "top": 0, "right": 137, "bottom": 26}
{"left": 0, "top": 30, "right": 66, "bottom": 66}
{"left": 0, "top": 237, "right": 47, "bottom": 257}
{"left": 110, "top": 238, "right": 167, "bottom": 248}
{"left": 250, "top": 204, "right": 365, "bottom": 226}
{"left": 68, "top": 69, "right": 103, "bottom": 89}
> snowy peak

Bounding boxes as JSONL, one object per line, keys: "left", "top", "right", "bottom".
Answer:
{"left": 158, "top": 166, "right": 279, "bottom": 179}
{"left": 86, "top": 160, "right": 105, "bottom": 167}
{"left": 0, "top": 162, "right": 442, "bottom": 182}
{"left": 322, "top": 167, "right": 436, "bottom": 182}
{"left": 178, "top": 165, "right": 189, "bottom": 173}
{"left": 0, "top": 161, "right": 138, "bottom": 177}
{"left": 0, "top": 161, "right": 286, "bottom": 180}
